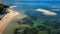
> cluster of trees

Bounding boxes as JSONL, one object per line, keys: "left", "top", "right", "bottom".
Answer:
{"left": 31, "top": 18, "right": 60, "bottom": 34}
{"left": 13, "top": 15, "right": 60, "bottom": 34}
{"left": 21, "top": 18, "right": 60, "bottom": 34}
{"left": 0, "top": 4, "right": 8, "bottom": 14}
{"left": 0, "top": 4, "right": 5, "bottom": 14}
{"left": 15, "top": 17, "right": 33, "bottom": 26}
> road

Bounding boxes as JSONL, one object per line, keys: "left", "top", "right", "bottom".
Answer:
{"left": 0, "top": 9, "right": 19, "bottom": 34}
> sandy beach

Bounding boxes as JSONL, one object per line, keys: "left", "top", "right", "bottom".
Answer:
{"left": 0, "top": 9, "right": 19, "bottom": 34}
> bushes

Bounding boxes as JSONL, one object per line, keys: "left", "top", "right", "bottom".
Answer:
{"left": 8, "top": 17, "right": 60, "bottom": 34}
{"left": 23, "top": 27, "right": 39, "bottom": 34}
{"left": 0, "top": 4, "right": 8, "bottom": 14}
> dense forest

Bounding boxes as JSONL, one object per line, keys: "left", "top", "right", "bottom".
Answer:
{"left": 13, "top": 17, "right": 60, "bottom": 34}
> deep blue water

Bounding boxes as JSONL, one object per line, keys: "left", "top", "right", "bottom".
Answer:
{"left": 2, "top": 0, "right": 60, "bottom": 20}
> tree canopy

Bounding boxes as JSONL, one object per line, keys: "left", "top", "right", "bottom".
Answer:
{"left": 0, "top": 3, "right": 8, "bottom": 14}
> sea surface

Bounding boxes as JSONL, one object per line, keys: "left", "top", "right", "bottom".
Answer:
{"left": 2, "top": 0, "right": 60, "bottom": 20}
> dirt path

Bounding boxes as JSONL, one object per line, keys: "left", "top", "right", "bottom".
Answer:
{"left": 0, "top": 9, "right": 19, "bottom": 34}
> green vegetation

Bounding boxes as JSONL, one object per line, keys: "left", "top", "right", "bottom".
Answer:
{"left": 33, "top": 18, "right": 44, "bottom": 27}
{"left": 3, "top": 17, "right": 60, "bottom": 34}
{"left": 0, "top": 4, "right": 5, "bottom": 14}
{"left": 0, "top": 4, "right": 8, "bottom": 14}
{"left": 32, "top": 18, "right": 60, "bottom": 34}
{"left": 22, "top": 18, "right": 60, "bottom": 34}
